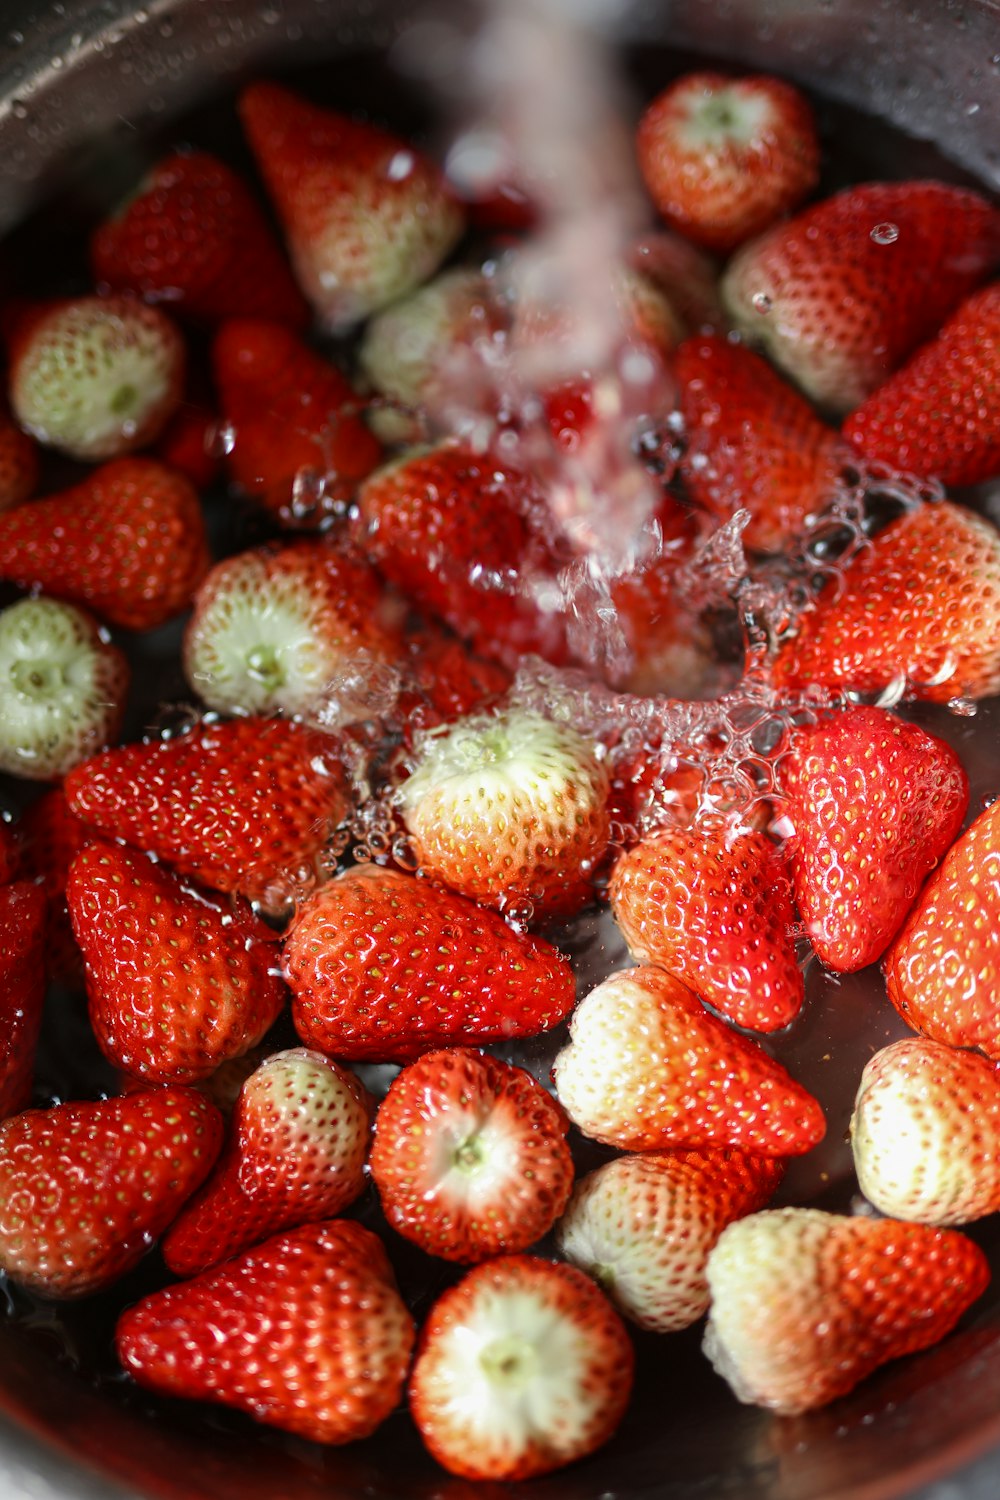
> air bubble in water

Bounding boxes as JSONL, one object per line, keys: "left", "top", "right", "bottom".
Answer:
{"left": 870, "top": 222, "right": 899, "bottom": 245}
{"left": 289, "top": 465, "right": 326, "bottom": 520}
{"left": 207, "top": 420, "right": 237, "bottom": 458}
{"left": 947, "top": 697, "right": 978, "bottom": 718}
{"left": 751, "top": 291, "right": 772, "bottom": 314}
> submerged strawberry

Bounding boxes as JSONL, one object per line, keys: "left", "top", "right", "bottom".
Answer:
{"left": 851, "top": 1037, "right": 1000, "bottom": 1225}
{"left": 64, "top": 715, "right": 349, "bottom": 910}
{"left": 0, "top": 404, "right": 38, "bottom": 511}
{"left": 91, "top": 149, "right": 309, "bottom": 328}
{"left": 162, "top": 1048, "right": 371, "bottom": 1275}
{"left": 553, "top": 967, "right": 824, "bottom": 1156}
{"left": 16, "top": 786, "right": 92, "bottom": 984}
{"left": 722, "top": 181, "right": 1000, "bottom": 411}
{"left": 0, "top": 457, "right": 210, "bottom": 632}
{"left": 370, "top": 1048, "right": 574, "bottom": 1263}
{"left": 118, "top": 1220, "right": 415, "bottom": 1444}
{"left": 0, "top": 881, "right": 46, "bottom": 1119}
{"left": 0, "top": 1088, "right": 223, "bottom": 1298}
{"left": 239, "top": 81, "right": 465, "bottom": 330}
{"left": 409, "top": 1255, "right": 634, "bottom": 1480}
{"left": 283, "top": 863, "right": 576, "bottom": 1060}
{"left": 703, "top": 1207, "right": 989, "bottom": 1414}
{"left": 637, "top": 71, "right": 819, "bottom": 253}
{"left": 773, "top": 500, "right": 1000, "bottom": 702}
{"left": 67, "top": 839, "right": 286, "bottom": 1084}
{"left": 8, "top": 294, "right": 185, "bottom": 460}
{"left": 0, "top": 596, "right": 128, "bottom": 780}
{"left": 397, "top": 707, "right": 610, "bottom": 920}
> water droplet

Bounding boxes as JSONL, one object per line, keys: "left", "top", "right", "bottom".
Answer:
{"left": 750, "top": 291, "right": 772, "bottom": 314}
{"left": 947, "top": 696, "right": 978, "bottom": 717}
{"left": 870, "top": 222, "right": 899, "bottom": 245}
{"left": 385, "top": 149, "right": 415, "bottom": 182}
{"left": 207, "top": 420, "right": 236, "bottom": 458}
{"left": 289, "top": 465, "right": 325, "bottom": 520}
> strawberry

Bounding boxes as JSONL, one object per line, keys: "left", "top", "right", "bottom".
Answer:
{"left": 91, "top": 149, "right": 309, "bottom": 328}
{"left": 161, "top": 1048, "right": 371, "bottom": 1275}
{"left": 0, "top": 819, "right": 18, "bottom": 885}
{"left": 0, "top": 457, "right": 210, "bottom": 631}
{"left": 844, "top": 282, "right": 1000, "bottom": 487}
{"left": 0, "top": 404, "right": 38, "bottom": 511}
{"left": 703, "top": 1207, "right": 989, "bottom": 1414}
{"left": 152, "top": 377, "right": 221, "bottom": 491}
{"left": 555, "top": 1146, "right": 783, "bottom": 1333}
{"left": 0, "top": 881, "right": 46, "bottom": 1119}
{"left": 15, "top": 787, "right": 91, "bottom": 984}
{"left": 396, "top": 707, "right": 610, "bottom": 921}
{"left": 117, "top": 1220, "right": 414, "bottom": 1443}
{"left": 67, "top": 839, "right": 286, "bottom": 1084}
{"left": 628, "top": 230, "right": 725, "bottom": 335}
{"left": 676, "top": 334, "right": 850, "bottom": 553}
{"left": 409, "top": 1254, "right": 634, "bottom": 1480}
{"left": 64, "top": 715, "right": 350, "bottom": 911}
{"left": 851, "top": 1037, "right": 1000, "bottom": 1225}
{"left": 8, "top": 294, "right": 185, "bottom": 460}
{"left": 282, "top": 863, "right": 576, "bottom": 1061}
{"left": 721, "top": 182, "right": 1000, "bottom": 412}
{"left": 354, "top": 442, "right": 569, "bottom": 669}
{"left": 211, "top": 318, "right": 382, "bottom": 525}
{"left": 238, "top": 81, "right": 465, "bottom": 331}
{"left": 773, "top": 500, "right": 1000, "bottom": 703}
{"left": 0, "top": 596, "right": 128, "bottom": 780}
{"left": 608, "top": 825, "right": 804, "bottom": 1033}
{"left": 394, "top": 623, "right": 511, "bottom": 743}
{"left": 358, "top": 265, "right": 509, "bottom": 444}
{"left": 636, "top": 71, "right": 819, "bottom": 254}
{"left": 778, "top": 706, "right": 968, "bottom": 973}
{"left": 0, "top": 1088, "right": 223, "bottom": 1298}
{"left": 552, "top": 967, "right": 825, "bottom": 1156}
{"left": 183, "top": 540, "right": 402, "bottom": 722}
{"left": 370, "top": 1048, "right": 574, "bottom": 1263}
{"left": 884, "top": 794, "right": 1000, "bottom": 1056}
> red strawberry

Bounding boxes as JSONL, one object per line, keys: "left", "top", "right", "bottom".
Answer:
{"left": 153, "top": 378, "right": 221, "bottom": 491}
{"left": 0, "top": 1088, "right": 223, "bottom": 1297}
{"left": 161, "top": 1048, "right": 371, "bottom": 1275}
{"left": 183, "top": 540, "right": 402, "bottom": 722}
{"left": 91, "top": 149, "right": 309, "bottom": 328}
{"left": 117, "top": 1220, "right": 414, "bottom": 1443}
{"left": 239, "top": 81, "right": 465, "bottom": 330}
{"left": 703, "top": 1207, "right": 989, "bottom": 1413}
{"left": 677, "top": 334, "right": 850, "bottom": 552}
{"left": 778, "top": 706, "right": 969, "bottom": 972}
{"left": 0, "top": 457, "right": 210, "bottom": 631}
{"left": 64, "top": 715, "right": 350, "bottom": 912}
{"left": 409, "top": 1254, "right": 633, "bottom": 1480}
{"left": 354, "top": 442, "right": 569, "bottom": 669}
{"left": 370, "top": 1048, "right": 574, "bottom": 1263}
{"left": 394, "top": 623, "right": 512, "bottom": 743}
{"left": 850, "top": 1037, "right": 1000, "bottom": 1225}
{"left": 884, "top": 794, "right": 1000, "bottom": 1056}
{"left": 844, "top": 282, "right": 1000, "bottom": 487}
{"left": 0, "top": 596, "right": 128, "bottom": 780}
{"left": 608, "top": 825, "right": 804, "bottom": 1033}
{"left": 16, "top": 787, "right": 91, "bottom": 984}
{"left": 722, "top": 182, "right": 1000, "bottom": 412}
{"left": 0, "top": 819, "right": 18, "bottom": 884}
{"left": 0, "top": 404, "right": 38, "bottom": 511}
{"left": 282, "top": 863, "right": 576, "bottom": 1061}
{"left": 629, "top": 230, "right": 726, "bottom": 334}
{"left": 773, "top": 500, "right": 1000, "bottom": 703}
{"left": 0, "top": 881, "right": 46, "bottom": 1118}
{"left": 8, "top": 294, "right": 185, "bottom": 459}
{"left": 212, "top": 318, "right": 382, "bottom": 525}
{"left": 67, "top": 839, "right": 286, "bottom": 1084}
{"left": 397, "top": 707, "right": 610, "bottom": 921}
{"left": 636, "top": 71, "right": 819, "bottom": 254}
{"left": 553, "top": 967, "right": 825, "bottom": 1156}
{"left": 555, "top": 1146, "right": 783, "bottom": 1332}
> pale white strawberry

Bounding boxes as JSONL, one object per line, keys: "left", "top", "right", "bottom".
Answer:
{"left": 555, "top": 1147, "right": 783, "bottom": 1333}
{"left": 850, "top": 1037, "right": 1000, "bottom": 1225}
{"left": 358, "top": 266, "right": 509, "bottom": 444}
{"left": 703, "top": 1207, "right": 989, "bottom": 1415}
{"left": 0, "top": 596, "right": 128, "bottom": 779}
{"left": 396, "top": 707, "right": 611, "bottom": 920}
{"left": 408, "top": 1254, "right": 634, "bottom": 1480}
{"left": 182, "top": 541, "right": 402, "bottom": 723}
{"left": 369, "top": 1048, "right": 574, "bottom": 1263}
{"left": 552, "top": 967, "right": 825, "bottom": 1157}
{"left": 9, "top": 295, "right": 185, "bottom": 461}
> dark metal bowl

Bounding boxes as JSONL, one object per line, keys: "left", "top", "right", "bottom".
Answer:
{"left": 2, "top": 2, "right": 1000, "bottom": 1496}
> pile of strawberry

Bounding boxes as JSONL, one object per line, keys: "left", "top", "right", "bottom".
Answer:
{"left": 1, "top": 63, "right": 1000, "bottom": 1482}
